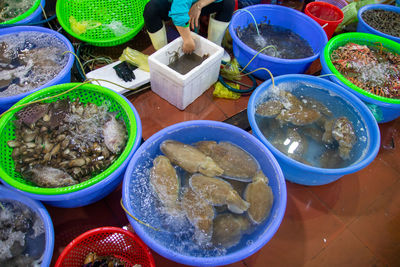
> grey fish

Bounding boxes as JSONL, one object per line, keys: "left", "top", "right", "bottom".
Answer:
{"left": 22, "top": 165, "right": 77, "bottom": 188}
{"left": 160, "top": 140, "right": 223, "bottom": 177}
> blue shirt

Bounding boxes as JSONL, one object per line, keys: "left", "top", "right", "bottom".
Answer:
{"left": 168, "top": 0, "right": 222, "bottom": 27}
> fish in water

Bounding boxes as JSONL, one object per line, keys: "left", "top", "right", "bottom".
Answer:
{"left": 102, "top": 114, "right": 127, "bottom": 154}
{"left": 195, "top": 141, "right": 258, "bottom": 182}
{"left": 322, "top": 117, "right": 356, "bottom": 160}
{"left": 244, "top": 171, "right": 274, "bottom": 224}
{"left": 22, "top": 165, "right": 77, "bottom": 188}
{"left": 160, "top": 140, "right": 223, "bottom": 177}
{"left": 150, "top": 155, "right": 180, "bottom": 214}
{"left": 181, "top": 187, "right": 215, "bottom": 246}
{"left": 189, "top": 174, "right": 250, "bottom": 214}
{"left": 212, "top": 213, "right": 251, "bottom": 248}
{"left": 255, "top": 99, "right": 284, "bottom": 118}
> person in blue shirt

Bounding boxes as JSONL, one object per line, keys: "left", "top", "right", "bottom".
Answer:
{"left": 143, "top": 0, "right": 235, "bottom": 54}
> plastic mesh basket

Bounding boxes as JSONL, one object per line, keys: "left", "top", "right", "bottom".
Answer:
{"left": 323, "top": 32, "right": 400, "bottom": 104}
{"left": 0, "top": 83, "right": 138, "bottom": 195}
{"left": 56, "top": 0, "right": 149, "bottom": 47}
{"left": 0, "top": 0, "right": 41, "bottom": 24}
{"left": 55, "top": 227, "right": 155, "bottom": 267}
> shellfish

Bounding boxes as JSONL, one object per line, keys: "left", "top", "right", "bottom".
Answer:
{"left": 149, "top": 155, "right": 180, "bottom": 214}
{"left": 212, "top": 213, "right": 251, "bottom": 248}
{"left": 244, "top": 171, "right": 274, "bottom": 224}
{"left": 160, "top": 140, "right": 223, "bottom": 177}
{"left": 195, "top": 141, "right": 258, "bottom": 182}
{"left": 189, "top": 174, "right": 250, "bottom": 214}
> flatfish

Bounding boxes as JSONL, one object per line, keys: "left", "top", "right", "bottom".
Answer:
{"left": 212, "top": 213, "right": 251, "bottom": 248}
{"left": 189, "top": 174, "right": 249, "bottom": 214}
{"left": 149, "top": 155, "right": 180, "bottom": 214}
{"left": 195, "top": 141, "right": 258, "bottom": 182}
{"left": 181, "top": 187, "right": 215, "bottom": 245}
{"left": 160, "top": 140, "right": 223, "bottom": 177}
{"left": 244, "top": 171, "right": 274, "bottom": 224}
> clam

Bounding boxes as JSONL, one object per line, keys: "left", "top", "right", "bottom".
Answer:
{"left": 160, "top": 140, "right": 223, "bottom": 177}
{"left": 150, "top": 155, "right": 180, "bottom": 214}
{"left": 195, "top": 141, "right": 258, "bottom": 182}
{"left": 212, "top": 213, "right": 251, "bottom": 248}
{"left": 181, "top": 187, "right": 215, "bottom": 245}
{"left": 244, "top": 171, "right": 274, "bottom": 224}
{"left": 189, "top": 174, "right": 249, "bottom": 214}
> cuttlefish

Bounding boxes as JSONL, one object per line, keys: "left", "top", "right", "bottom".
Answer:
{"left": 195, "top": 141, "right": 258, "bottom": 182}
{"left": 322, "top": 117, "right": 356, "bottom": 160}
{"left": 181, "top": 187, "right": 215, "bottom": 245}
{"left": 244, "top": 171, "right": 274, "bottom": 224}
{"left": 149, "top": 155, "right": 180, "bottom": 214}
{"left": 189, "top": 174, "right": 250, "bottom": 214}
{"left": 212, "top": 213, "right": 251, "bottom": 248}
{"left": 160, "top": 140, "right": 223, "bottom": 177}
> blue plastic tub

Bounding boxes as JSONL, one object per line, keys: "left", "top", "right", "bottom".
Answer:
{"left": 229, "top": 4, "right": 327, "bottom": 80}
{"left": 1, "top": 93, "right": 142, "bottom": 208}
{"left": 0, "top": 25, "right": 74, "bottom": 113}
{"left": 0, "top": 185, "right": 54, "bottom": 267}
{"left": 248, "top": 74, "right": 381, "bottom": 186}
{"left": 357, "top": 4, "right": 400, "bottom": 44}
{"left": 122, "top": 120, "right": 287, "bottom": 266}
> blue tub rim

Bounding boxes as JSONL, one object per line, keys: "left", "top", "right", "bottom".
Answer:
{"left": 122, "top": 120, "right": 287, "bottom": 266}
{"left": 247, "top": 74, "right": 381, "bottom": 176}
{"left": 357, "top": 4, "right": 400, "bottom": 43}
{"left": 0, "top": 185, "right": 54, "bottom": 267}
{"left": 0, "top": 25, "right": 74, "bottom": 104}
{"left": 229, "top": 4, "right": 328, "bottom": 65}
{"left": 0, "top": 91, "right": 142, "bottom": 206}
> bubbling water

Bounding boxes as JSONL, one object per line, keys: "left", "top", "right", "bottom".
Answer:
{"left": 0, "top": 32, "right": 69, "bottom": 97}
{"left": 0, "top": 0, "right": 36, "bottom": 23}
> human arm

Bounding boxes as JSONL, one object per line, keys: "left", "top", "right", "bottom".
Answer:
{"left": 188, "top": 0, "right": 216, "bottom": 30}
{"left": 176, "top": 25, "right": 196, "bottom": 53}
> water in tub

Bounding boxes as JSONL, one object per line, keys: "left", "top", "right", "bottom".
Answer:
{"left": 236, "top": 22, "right": 314, "bottom": 59}
{"left": 0, "top": 0, "right": 36, "bottom": 23}
{"left": 0, "top": 200, "right": 45, "bottom": 266}
{"left": 167, "top": 52, "right": 209, "bottom": 75}
{"left": 0, "top": 32, "right": 69, "bottom": 97}
{"left": 128, "top": 141, "right": 274, "bottom": 257}
{"left": 254, "top": 81, "right": 369, "bottom": 169}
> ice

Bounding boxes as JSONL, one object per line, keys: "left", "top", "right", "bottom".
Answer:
{"left": 0, "top": 32, "right": 69, "bottom": 97}
{"left": 0, "top": 0, "right": 36, "bottom": 23}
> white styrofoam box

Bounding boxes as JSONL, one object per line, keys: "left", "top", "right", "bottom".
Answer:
{"left": 86, "top": 61, "right": 150, "bottom": 95}
{"left": 148, "top": 32, "right": 224, "bottom": 110}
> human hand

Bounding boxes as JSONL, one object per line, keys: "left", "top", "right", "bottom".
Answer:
{"left": 188, "top": 2, "right": 202, "bottom": 30}
{"left": 182, "top": 36, "right": 196, "bottom": 54}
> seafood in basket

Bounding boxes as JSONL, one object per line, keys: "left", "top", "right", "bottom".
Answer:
{"left": 7, "top": 98, "right": 127, "bottom": 188}
{"left": 0, "top": 200, "right": 45, "bottom": 266}
{"left": 255, "top": 85, "right": 357, "bottom": 168}
{"left": 148, "top": 139, "right": 274, "bottom": 249}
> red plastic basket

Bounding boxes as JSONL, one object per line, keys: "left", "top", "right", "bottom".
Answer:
{"left": 55, "top": 227, "right": 155, "bottom": 267}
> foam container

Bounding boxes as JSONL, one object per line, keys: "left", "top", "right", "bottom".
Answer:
{"left": 148, "top": 32, "right": 223, "bottom": 110}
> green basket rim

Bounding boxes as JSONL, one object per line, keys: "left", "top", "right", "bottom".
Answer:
{"left": 323, "top": 32, "right": 400, "bottom": 105}
{"left": 0, "top": 0, "right": 41, "bottom": 25}
{"left": 55, "top": 0, "right": 146, "bottom": 47}
{"left": 0, "top": 83, "right": 138, "bottom": 195}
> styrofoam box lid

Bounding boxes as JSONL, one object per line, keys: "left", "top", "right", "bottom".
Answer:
{"left": 86, "top": 61, "right": 150, "bottom": 94}
{"left": 148, "top": 32, "right": 224, "bottom": 84}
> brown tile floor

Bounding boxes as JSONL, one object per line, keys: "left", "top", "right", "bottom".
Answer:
{"left": 48, "top": 33, "right": 400, "bottom": 267}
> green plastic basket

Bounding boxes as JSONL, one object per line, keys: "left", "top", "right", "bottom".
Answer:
{"left": 323, "top": 32, "right": 400, "bottom": 105}
{"left": 56, "top": 0, "right": 149, "bottom": 47}
{"left": 0, "top": 83, "right": 138, "bottom": 195}
{"left": 0, "top": 0, "right": 41, "bottom": 24}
